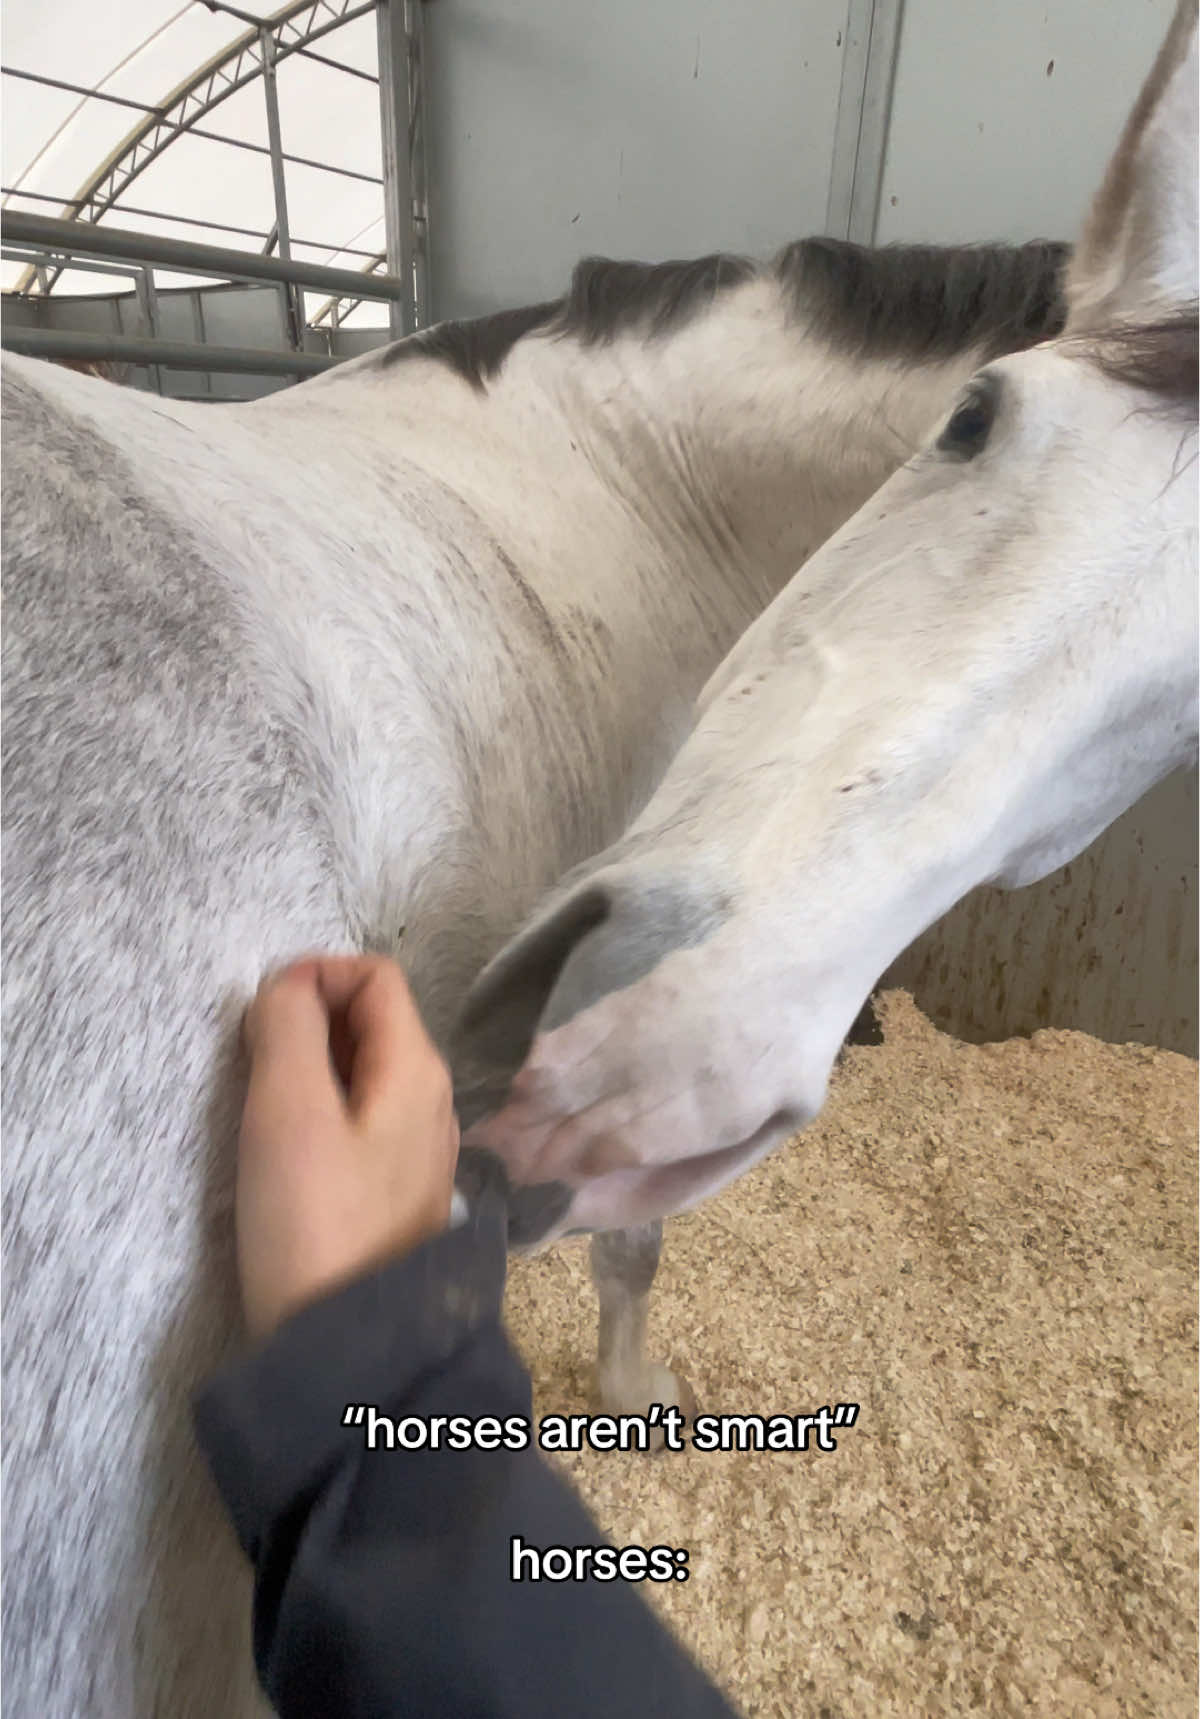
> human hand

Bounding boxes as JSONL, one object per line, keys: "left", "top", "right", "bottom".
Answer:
{"left": 236, "top": 955, "right": 460, "bottom": 1340}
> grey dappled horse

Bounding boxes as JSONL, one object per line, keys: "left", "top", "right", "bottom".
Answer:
{"left": 2, "top": 226, "right": 1067, "bottom": 1711}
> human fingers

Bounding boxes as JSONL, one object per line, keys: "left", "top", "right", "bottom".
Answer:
{"left": 242, "top": 961, "right": 347, "bottom": 1132}
{"left": 309, "top": 955, "right": 446, "bottom": 1126}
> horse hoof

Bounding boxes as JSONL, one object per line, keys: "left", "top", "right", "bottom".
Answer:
{"left": 599, "top": 1361, "right": 698, "bottom": 1450}
{"left": 645, "top": 1361, "right": 698, "bottom": 1424}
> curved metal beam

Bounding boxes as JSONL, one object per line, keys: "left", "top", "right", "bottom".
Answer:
{"left": 16, "top": 0, "right": 376, "bottom": 295}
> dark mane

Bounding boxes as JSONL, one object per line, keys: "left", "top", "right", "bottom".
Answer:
{"left": 387, "top": 299, "right": 562, "bottom": 388}
{"left": 1071, "top": 308, "right": 1199, "bottom": 413}
{"left": 556, "top": 252, "right": 758, "bottom": 347}
{"left": 376, "top": 252, "right": 756, "bottom": 387}
{"left": 378, "top": 237, "right": 1070, "bottom": 390}
{"left": 776, "top": 236, "right": 1070, "bottom": 363}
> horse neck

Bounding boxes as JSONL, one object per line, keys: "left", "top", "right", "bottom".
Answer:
{"left": 449, "top": 281, "right": 994, "bottom": 621}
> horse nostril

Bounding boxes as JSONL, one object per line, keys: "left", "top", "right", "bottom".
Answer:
{"left": 539, "top": 875, "right": 731, "bottom": 1034}
{"left": 459, "top": 883, "right": 613, "bottom": 1068}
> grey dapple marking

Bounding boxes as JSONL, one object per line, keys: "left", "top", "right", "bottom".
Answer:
{"left": 3, "top": 230, "right": 1067, "bottom": 1714}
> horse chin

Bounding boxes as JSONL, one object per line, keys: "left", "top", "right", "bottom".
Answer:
{"left": 552, "top": 1103, "right": 803, "bottom": 1235}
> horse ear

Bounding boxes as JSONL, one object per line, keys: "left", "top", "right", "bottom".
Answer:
{"left": 1065, "top": 0, "right": 1198, "bottom": 331}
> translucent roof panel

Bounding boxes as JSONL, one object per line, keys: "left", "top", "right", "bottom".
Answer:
{"left": 2, "top": 2, "right": 389, "bottom": 325}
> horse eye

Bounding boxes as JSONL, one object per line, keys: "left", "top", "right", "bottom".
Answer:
{"left": 937, "top": 385, "right": 997, "bottom": 459}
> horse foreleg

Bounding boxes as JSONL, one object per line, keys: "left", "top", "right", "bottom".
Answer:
{"left": 589, "top": 1223, "right": 697, "bottom": 1434}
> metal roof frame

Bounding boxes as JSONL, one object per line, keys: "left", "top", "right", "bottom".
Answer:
{"left": 13, "top": 0, "right": 378, "bottom": 297}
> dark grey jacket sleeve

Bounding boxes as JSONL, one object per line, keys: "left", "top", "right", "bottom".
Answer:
{"left": 193, "top": 1198, "right": 739, "bottom": 1719}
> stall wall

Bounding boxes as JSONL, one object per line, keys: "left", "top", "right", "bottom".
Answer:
{"left": 422, "top": 0, "right": 848, "bottom": 320}
{"left": 1, "top": 283, "right": 385, "bottom": 399}
{"left": 875, "top": 0, "right": 1174, "bottom": 246}
{"left": 885, "top": 774, "right": 1196, "bottom": 1056}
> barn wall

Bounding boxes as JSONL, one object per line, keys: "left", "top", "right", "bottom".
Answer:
{"left": 884, "top": 773, "right": 1197, "bottom": 1056}
{"left": 421, "top": 0, "right": 849, "bottom": 321}
{"left": 8, "top": 283, "right": 389, "bottom": 398}
{"left": 875, "top": 0, "right": 1175, "bottom": 245}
